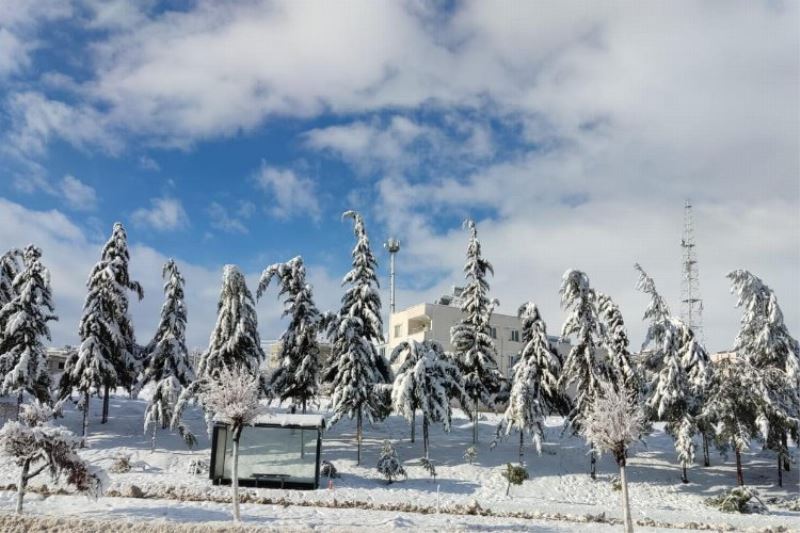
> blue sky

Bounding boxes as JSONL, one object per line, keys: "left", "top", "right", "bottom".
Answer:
{"left": 0, "top": 0, "right": 797, "bottom": 352}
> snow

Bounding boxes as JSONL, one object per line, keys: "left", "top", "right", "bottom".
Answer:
{"left": 0, "top": 391, "right": 797, "bottom": 531}
{"left": 248, "top": 411, "right": 325, "bottom": 428}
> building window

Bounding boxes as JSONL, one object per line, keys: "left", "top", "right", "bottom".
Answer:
{"left": 394, "top": 325, "right": 402, "bottom": 338}
{"left": 57, "top": 362, "right": 65, "bottom": 370}
{"left": 489, "top": 326, "right": 497, "bottom": 339}
{"left": 510, "top": 329, "right": 520, "bottom": 342}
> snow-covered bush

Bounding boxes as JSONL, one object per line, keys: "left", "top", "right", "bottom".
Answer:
{"left": 320, "top": 460, "right": 339, "bottom": 479}
{"left": 187, "top": 457, "right": 209, "bottom": 476}
{"left": 420, "top": 457, "right": 437, "bottom": 482}
{"left": 501, "top": 463, "right": 528, "bottom": 496}
{"left": 0, "top": 401, "right": 105, "bottom": 514}
{"left": 580, "top": 380, "right": 645, "bottom": 533}
{"left": 376, "top": 440, "right": 406, "bottom": 484}
{"left": 704, "top": 486, "right": 767, "bottom": 514}
{"left": 109, "top": 453, "right": 132, "bottom": 473}
{"left": 464, "top": 445, "right": 478, "bottom": 465}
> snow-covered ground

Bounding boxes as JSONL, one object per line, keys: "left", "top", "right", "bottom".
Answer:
{"left": 1, "top": 394, "right": 798, "bottom": 531}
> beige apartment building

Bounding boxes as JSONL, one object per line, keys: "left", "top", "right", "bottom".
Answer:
{"left": 388, "top": 287, "right": 570, "bottom": 377}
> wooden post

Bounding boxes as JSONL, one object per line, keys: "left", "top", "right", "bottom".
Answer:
{"left": 16, "top": 458, "right": 29, "bottom": 514}
{"left": 232, "top": 426, "right": 241, "bottom": 522}
{"left": 619, "top": 453, "right": 633, "bottom": 533}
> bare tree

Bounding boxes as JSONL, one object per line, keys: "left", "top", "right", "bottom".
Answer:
{"left": 0, "top": 401, "right": 105, "bottom": 514}
{"left": 580, "top": 380, "right": 645, "bottom": 533}
{"left": 199, "top": 365, "right": 260, "bottom": 522}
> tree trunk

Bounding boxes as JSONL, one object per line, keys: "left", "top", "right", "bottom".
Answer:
{"left": 16, "top": 391, "right": 22, "bottom": 419}
{"left": 619, "top": 459, "right": 633, "bottom": 533}
{"left": 590, "top": 443, "right": 597, "bottom": 480}
{"left": 302, "top": 399, "right": 307, "bottom": 415}
{"left": 151, "top": 421, "right": 157, "bottom": 453}
{"left": 423, "top": 417, "right": 429, "bottom": 459}
{"left": 519, "top": 431, "right": 524, "bottom": 466}
{"left": 777, "top": 452, "right": 782, "bottom": 487}
{"left": 702, "top": 433, "right": 710, "bottom": 467}
{"left": 232, "top": 432, "right": 241, "bottom": 522}
{"left": 735, "top": 446, "right": 744, "bottom": 486}
{"left": 357, "top": 410, "right": 363, "bottom": 466}
{"left": 506, "top": 478, "right": 511, "bottom": 496}
{"left": 781, "top": 433, "right": 790, "bottom": 471}
{"left": 411, "top": 410, "right": 415, "bottom": 443}
{"left": 681, "top": 464, "right": 688, "bottom": 484}
{"left": 81, "top": 392, "right": 89, "bottom": 448}
{"left": 101, "top": 386, "right": 110, "bottom": 424}
{"left": 472, "top": 403, "right": 479, "bottom": 445}
{"left": 16, "top": 459, "right": 29, "bottom": 514}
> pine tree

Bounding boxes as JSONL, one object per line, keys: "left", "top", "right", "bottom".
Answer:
{"left": 558, "top": 269, "right": 604, "bottom": 478}
{"left": 451, "top": 219, "right": 503, "bottom": 444}
{"left": 727, "top": 270, "right": 799, "bottom": 486}
{"left": 0, "top": 249, "right": 22, "bottom": 309}
{"left": 0, "top": 245, "right": 57, "bottom": 408}
{"left": 173, "top": 265, "right": 265, "bottom": 439}
{"left": 139, "top": 259, "right": 194, "bottom": 451}
{"left": 635, "top": 264, "right": 712, "bottom": 477}
{"left": 391, "top": 339, "right": 464, "bottom": 458}
{"left": 596, "top": 292, "right": 639, "bottom": 392}
{"left": 257, "top": 256, "right": 321, "bottom": 414}
{"left": 59, "top": 223, "right": 143, "bottom": 436}
{"left": 700, "top": 357, "right": 762, "bottom": 486}
{"left": 323, "top": 211, "right": 390, "bottom": 465}
{"left": 502, "top": 302, "right": 566, "bottom": 464}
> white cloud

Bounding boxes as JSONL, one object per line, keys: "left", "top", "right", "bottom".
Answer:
{"left": 254, "top": 164, "right": 321, "bottom": 221}
{"left": 60, "top": 175, "right": 97, "bottom": 211}
{"left": 131, "top": 197, "right": 189, "bottom": 231}
{"left": 0, "top": 196, "right": 346, "bottom": 349}
{"left": 207, "top": 201, "right": 249, "bottom": 234}
{"left": 138, "top": 155, "right": 160, "bottom": 171}
{"left": 0, "top": 0, "right": 72, "bottom": 80}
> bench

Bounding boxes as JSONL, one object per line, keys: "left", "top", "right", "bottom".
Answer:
{"left": 252, "top": 473, "right": 291, "bottom": 489}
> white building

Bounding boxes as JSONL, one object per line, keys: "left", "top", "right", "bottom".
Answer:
{"left": 387, "top": 287, "right": 570, "bottom": 377}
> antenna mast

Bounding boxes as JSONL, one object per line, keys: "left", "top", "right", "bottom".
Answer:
{"left": 384, "top": 238, "right": 400, "bottom": 315}
{"left": 680, "top": 199, "right": 704, "bottom": 343}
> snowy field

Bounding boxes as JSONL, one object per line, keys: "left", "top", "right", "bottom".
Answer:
{"left": 0, "top": 393, "right": 798, "bottom": 531}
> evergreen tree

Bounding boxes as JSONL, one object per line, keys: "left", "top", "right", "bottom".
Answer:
{"left": 59, "top": 223, "right": 143, "bottom": 435}
{"left": 323, "top": 211, "right": 390, "bottom": 465}
{"left": 635, "top": 264, "right": 711, "bottom": 482}
{"left": 596, "top": 292, "right": 639, "bottom": 392}
{"left": 0, "top": 249, "right": 22, "bottom": 309}
{"left": 173, "top": 264, "right": 265, "bottom": 438}
{"left": 502, "top": 302, "right": 566, "bottom": 464}
{"left": 390, "top": 339, "right": 464, "bottom": 458}
{"left": 451, "top": 219, "right": 503, "bottom": 444}
{"left": 257, "top": 256, "right": 321, "bottom": 414}
{"left": 0, "top": 245, "right": 56, "bottom": 407}
{"left": 558, "top": 269, "right": 605, "bottom": 478}
{"left": 727, "top": 270, "right": 799, "bottom": 486}
{"left": 700, "top": 357, "right": 762, "bottom": 486}
{"left": 139, "top": 259, "right": 194, "bottom": 451}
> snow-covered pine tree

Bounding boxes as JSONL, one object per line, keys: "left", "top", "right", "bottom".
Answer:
{"left": 451, "top": 219, "right": 503, "bottom": 444}
{"left": 596, "top": 292, "right": 639, "bottom": 393}
{"left": 0, "top": 400, "right": 105, "bottom": 514}
{"left": 323, "top": 211, "right": 390, "bottom": 465}
{"left": 173, "top": 265, "right": 265, "bottom": 439}
{"left": 59, "top": 223, "right": 143, "bottom": 432}
{"left": 580, "top": 379, "right": 645, "bottom": 533}
{"left": 376, "top": 440, "right": 407, "bottom": 484}
{"left": 558, "top": 269, "right": 605, "bottom": 478}
{"left": 139, "top": 259, "right": 194, "bottom": 451}
{"left": 257, "top": 256, "right": 321, "bottom": 414}
{"left": 0, "top": 245, "right": 56, "bottom": 408}
{"left": 502, "top": 302, "right": 566, "bottom": 465}
{"left": 635, "top": 264, "right": 712, "bottom": 476}
{"left": 0, "top": 249, "right": 22, "bottom": 309}
{"left": 727, "top": 270, "right": 800, "bottom": 486}
{"left": 391, "top": 339, "right": 464, "bottom": 459}
{"left": 700, "top": 357, "right": 762, "bottom": 486}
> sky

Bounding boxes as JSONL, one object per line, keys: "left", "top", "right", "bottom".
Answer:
{"left": 0, "top": 0, "right": 797, "bottom": 354}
